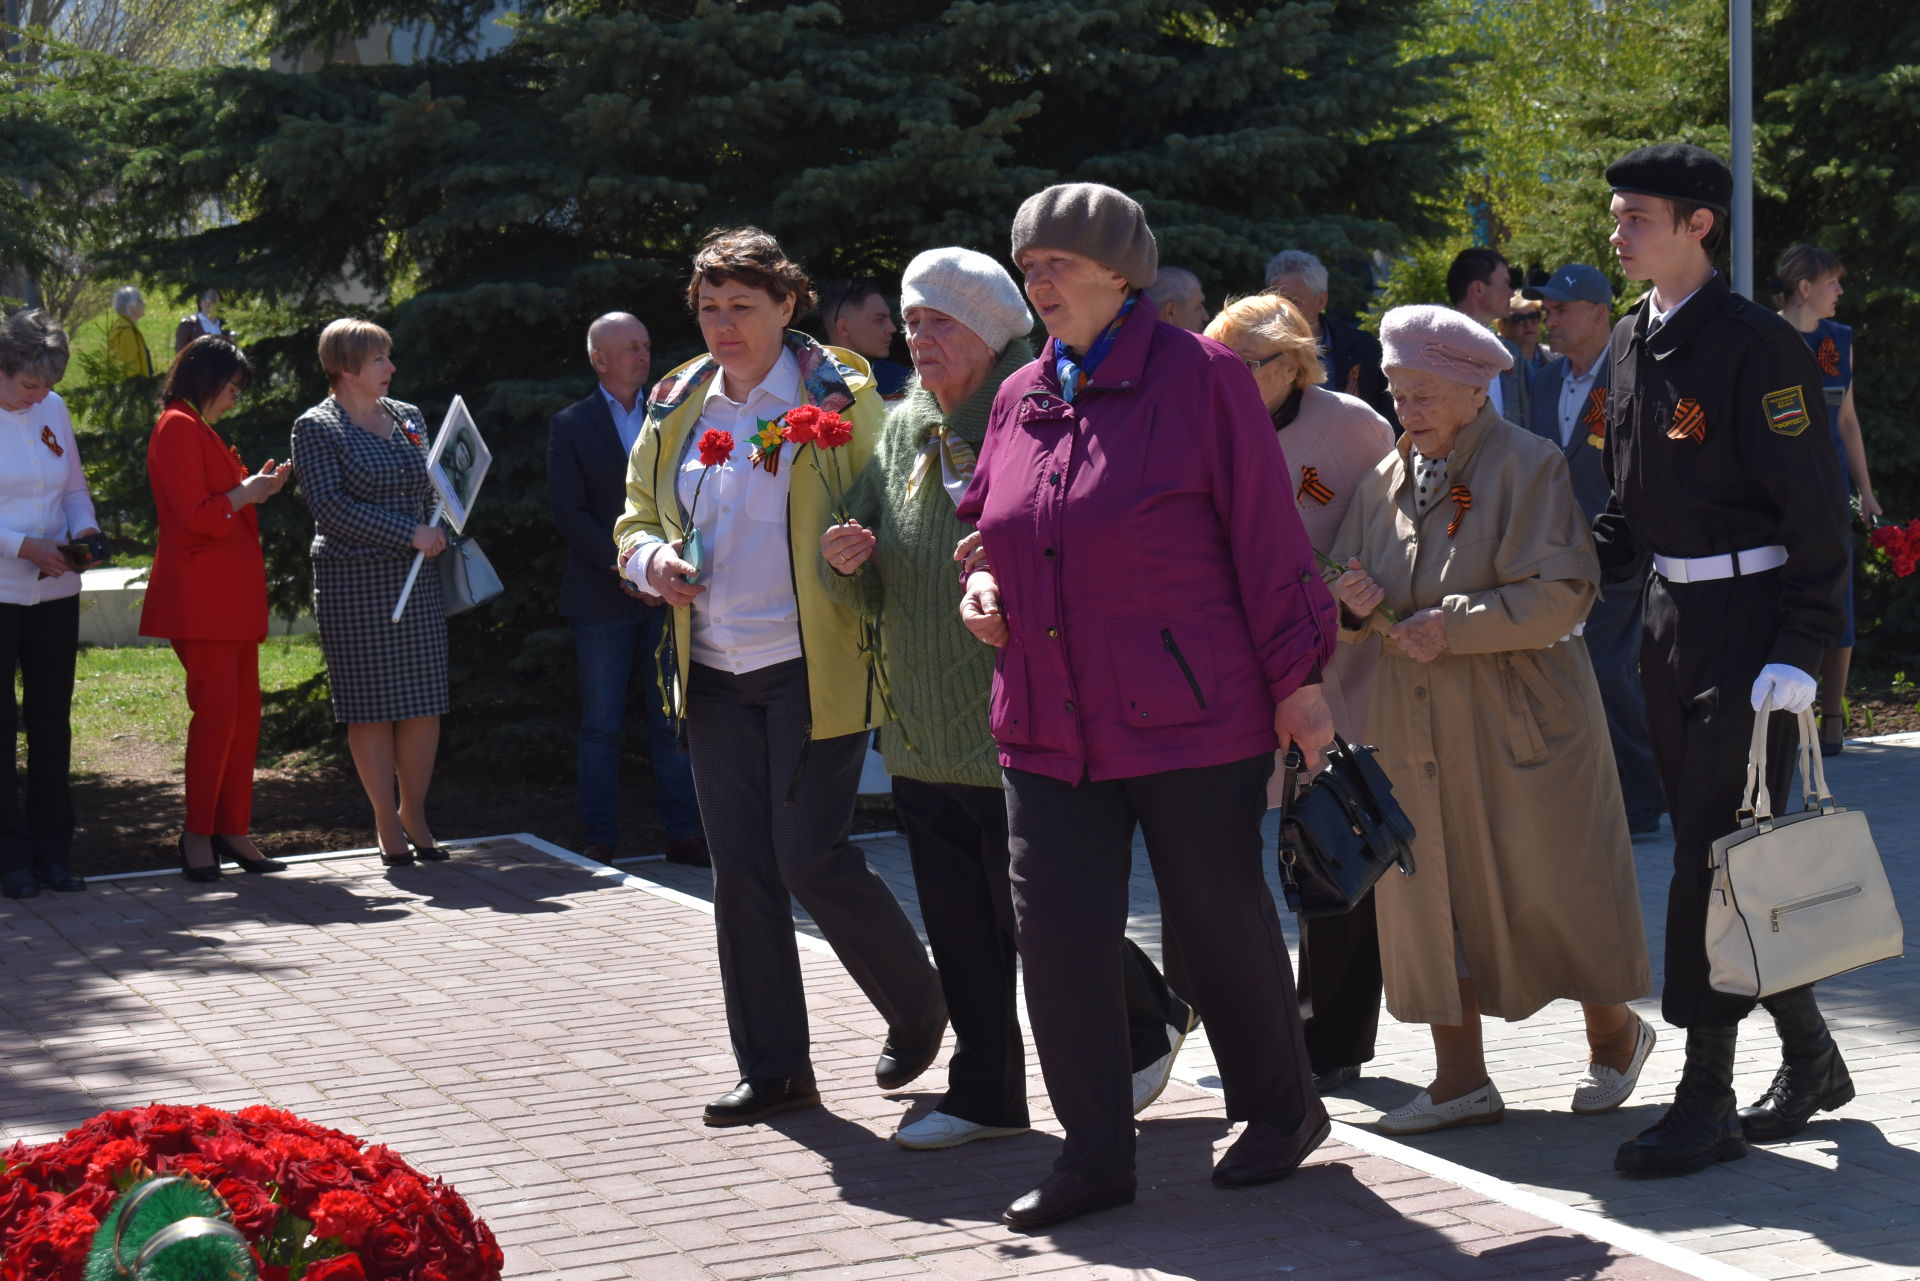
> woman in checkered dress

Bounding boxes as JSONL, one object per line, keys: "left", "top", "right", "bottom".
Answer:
{"left": 290, "top": 319, "right": 451, "bottom": 867}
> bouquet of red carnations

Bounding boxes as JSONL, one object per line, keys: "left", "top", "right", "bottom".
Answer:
{"left": 1868, "top": 516, "right": 1920, "bottom": 578}
{"left": 0, "top": 1104, "right": 503, "bottom": 1281}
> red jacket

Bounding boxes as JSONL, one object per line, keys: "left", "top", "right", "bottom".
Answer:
{"left": 140, "top": 402, "right": 268, "bottom": 641}
{"left": 957, "top": 305, "right": 1336, "bottom": 784}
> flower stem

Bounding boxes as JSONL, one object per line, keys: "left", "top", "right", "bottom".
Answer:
{"left": 1313, "top": 549, "right": 1399, "bottom": 625}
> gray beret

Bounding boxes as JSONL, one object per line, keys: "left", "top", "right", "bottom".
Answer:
{"left": 900, "top": 247, "right": 1034, "bottom": 355}
{"left": 1010, "top": 183, "right": 1159, "bottom": 290}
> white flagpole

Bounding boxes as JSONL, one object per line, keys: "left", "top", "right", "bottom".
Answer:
{"left": 390, "top": 499, "right": 446, "bottom": 623}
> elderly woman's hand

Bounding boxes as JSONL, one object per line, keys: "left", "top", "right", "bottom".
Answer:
{"left": 411, "top": 524, "right": 448, "bottom": 558}
{"left": 1390, "top": 607, "right": 1449, "bottom": 663}
{"left": 821, "top": 521, "right": 876, "bottom": 576}
{"left": 953, "top": 530, "right": 990, "bottom": 577}
{"left": 1275, "top": 683, "right": 1335, "bottom": 772}
{"left": 961, "top": 569, "right": 1009, "bottom": 648}
{"left": 1335, "top": 557, "right": 1385, "bottom": 620}
{"left": 638, "top": 538, "right": 707, "bottom": 609}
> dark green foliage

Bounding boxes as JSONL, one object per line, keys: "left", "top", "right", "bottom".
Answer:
{"left": 1754, "top": 0, "right": 1920, "bottom": 663}
{"left": 12, "top": 0, "right": 1461, "bottom": 762}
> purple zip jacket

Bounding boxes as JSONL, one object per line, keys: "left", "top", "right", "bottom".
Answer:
{"left": 957, "top": 302, "right": 1336, "bottom": 784}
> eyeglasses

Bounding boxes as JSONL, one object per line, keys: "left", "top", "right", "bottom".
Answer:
{"left": 1243, "top": 353, "right": 1288, "bottom": 374}
{"left": 1506, "top": 312, "right": 1541, "bottom": 325}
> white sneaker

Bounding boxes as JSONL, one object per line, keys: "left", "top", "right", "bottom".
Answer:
{"left": 1572, "top": 1013, "right": 1657, "bottom": 1114}
{"left": 1376, "top": 1080, "right": 1505, "bottom": 1135}
{"left": 892, "top": 1111, "right": 1030, "bottom": 1151}
{"left": 1132, "top": 1008, "right": 1201, "bottom": 1114}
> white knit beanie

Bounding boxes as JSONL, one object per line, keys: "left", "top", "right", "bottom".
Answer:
{"left": 899, "top": 247, "right": 1034, "bottom": 355}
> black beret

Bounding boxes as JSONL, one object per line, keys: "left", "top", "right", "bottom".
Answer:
{"left": 1606, "top": 143, "right": 1733, "bottom": 217}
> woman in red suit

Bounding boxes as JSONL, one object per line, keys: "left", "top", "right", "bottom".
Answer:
{"left": 140, "top": 337, "right": 293, "bottom": 881}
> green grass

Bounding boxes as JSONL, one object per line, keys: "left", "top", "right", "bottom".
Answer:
{"left": 60, "top": 305, "right": 181, "bottom": 394}
{"left": 65, "top": 637, "right": 327, "bottom": 761}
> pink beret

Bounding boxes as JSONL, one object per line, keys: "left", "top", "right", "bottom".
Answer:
{"left": 1378, "top": 304, "right": 1514, "bottom": 387}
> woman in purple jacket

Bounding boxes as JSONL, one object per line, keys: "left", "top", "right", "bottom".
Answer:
{"left": 958, "top": 184, "right": 1339, "bottom": 1230}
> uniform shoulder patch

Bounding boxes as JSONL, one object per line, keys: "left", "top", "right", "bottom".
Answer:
{"left": 1762, "top": 385, "right": 1811, "bottom": 437}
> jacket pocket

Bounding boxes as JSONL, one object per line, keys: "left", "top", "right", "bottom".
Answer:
{"left": 989, "top": 638, "right": 1035, "bottom": 748}
{"left": 1497, "top": 651, "right": 1562, "bottom": 766}
{"left": 1105, "top": 618, "right": 1213, "bottom": 728}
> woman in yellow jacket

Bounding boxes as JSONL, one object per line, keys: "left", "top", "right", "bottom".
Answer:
{"left": 615, "top": 227, "right": 944, "bottom": 1128}
{"left": 105, "top": 287, "right": 154, "bottom": 379}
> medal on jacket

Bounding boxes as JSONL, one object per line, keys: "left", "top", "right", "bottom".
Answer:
{"left": 1583, "top": 387, "right": 1607, "bottom": 451}
{"left": 1446, "top": 484, "right": 1472, "bottom": 538}
{"left": 41, "top": 426, "right": 64, "bottom": 458}
{"left": 1667, "top": 397, "right": 1707, "bottom": 443}
{"left": 1297, "top": 466, "right": 1335, "bottom": 506}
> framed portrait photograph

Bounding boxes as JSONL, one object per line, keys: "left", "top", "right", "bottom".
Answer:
{"left": 426, "top": 395, "right": 492, "bottom": 534}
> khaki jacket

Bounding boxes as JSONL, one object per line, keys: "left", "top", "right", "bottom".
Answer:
{"left": 1330, "top": 405, "right": 1650, "bottom": 1024}
{"left": 614, "top": 332, "right": 886, "bottom": 741}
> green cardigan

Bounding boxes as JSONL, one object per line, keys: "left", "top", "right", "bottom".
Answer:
{"left": 833, "top": 344, "right": 1033, "bottom": 789}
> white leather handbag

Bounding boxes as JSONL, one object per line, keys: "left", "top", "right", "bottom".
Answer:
{"left": 1706, "top": 705, "right": 1903, "bottom": 998}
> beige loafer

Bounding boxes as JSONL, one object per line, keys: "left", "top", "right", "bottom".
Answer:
{"left": 1376, "top": 1080, "right": 1505, "bottom": 1135}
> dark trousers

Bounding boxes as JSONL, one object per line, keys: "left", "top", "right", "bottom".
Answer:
{"left": 171, "top": 638, "right": 260, "bottom": 835}
{"left": 892, "top": 776, "right": 1190, "bottom": 1128}
{"left": 1007, "top": 753, "right": 1323, "bottom": 1179}
{"left": 571, "top": 609, "right": 701, "bottom": 847}
{"left": 687, "top": 659, "right": 944, "bottom": 1079}
{"left": 1642, "top": 574, "right": 1799, "bottom": 1029}
{"left": 0, "top": 596, "right": 79, "bottom": 876}
{"left": 1589, "top": 569, "right": 1665, "bottom": 825}
{"left": 1299, "top": 892, "right": 1382, "bottom": 1070}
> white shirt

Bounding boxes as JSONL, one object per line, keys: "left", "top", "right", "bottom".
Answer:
{"left": 0, "top": 391, "right": 99, "bottom": 605}
{"left": 1650, "top": 276, "right": 1710, "bottom": 330}
{"left": 196, "top": 312, "right": 223, "bottom": 336}
{"left": 1486, "top": 371, "right": 1506, "bottom": 420}
{"left": 649, "top": 350, "right": 806, "bottom": 674}
{"left": 1555, "top": 359, "right": 1603, "bottom": 448}
{"left": 599, "top": 383, "right": 647, "bottom": 457}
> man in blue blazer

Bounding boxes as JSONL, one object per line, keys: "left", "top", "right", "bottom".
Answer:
{"left": 548, "top": 313, "right": 706, "bottom": 865}
{"left": 1524, "top": 265, "right": 1664, "bottom": 835}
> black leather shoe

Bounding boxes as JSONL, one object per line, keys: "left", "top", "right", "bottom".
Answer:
{"left": 1213, "top": 1111, "right": 1332, "bottom": 1187}
{"left": 876, "top": 1020, "right": 946, "bottom": 1091}
{"left": 379, "top": 842, "right": 415, "bottom": 867}
{"left": 32, "top": 864, "right": 87, "bottom": 892}
{"left": 408, "top": 839, "right": 451, "bottom": 862}
{"left": 703, "top": 1077, "right": 820, "bottom": 1127}
{"left": 1740, "top": 986, "right": 1854, "bottom": 1142}
{"left": 1615, "top": 1026, "right": 1746, "bottom": 1178}
{"left": 210, "top": 835, "right": 285, "bottom": 874}
{"left": 1313, "top": 1064, "right": 1361, "bottom": 1095}
{"left": 1002, "top": 1171, "right": 1136, "bottom": 1231}
{"left": 1, "top": 869, "right": 39, "bottom": 899}
{"left": 178, "top": 836, "right": 223, "bottom": 883}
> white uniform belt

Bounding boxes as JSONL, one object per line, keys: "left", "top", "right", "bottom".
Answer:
{"left": 1651, "top": 545, "right": 1787, "bottom": 584}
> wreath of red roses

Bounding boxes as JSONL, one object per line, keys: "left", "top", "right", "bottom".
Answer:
{"left": 0, "top": 1104, "right": 503, "bottom": 1281}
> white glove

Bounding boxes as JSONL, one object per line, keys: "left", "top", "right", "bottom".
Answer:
{"left": 1750, "top": 663, "right": 1817, "bottom": 713}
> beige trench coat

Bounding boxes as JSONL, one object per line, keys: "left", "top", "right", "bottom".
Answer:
{"left": 1330, "top": 406, "right": 1651, "bottom": 1025}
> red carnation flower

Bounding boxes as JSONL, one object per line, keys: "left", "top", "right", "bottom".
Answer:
{"left": 200, "top": 1134, "right": 276, "bottom": 1182}
{"left": 783, "top": 403, "right": 823, "bottom": 444}
{"left": 812, "top": 410, "right": 853, "bottom": 449}
{"left": 697, "top": 428, "right": 735, "bottom": 467}
{"left": 303, "top": 1254, "right": 370, "bottom": 1281}
{"left": 311, "top": 1188, "right": 380, "bottom": 1247}
{"left": 85, "top": 1137, "right": 146, "bottom": 1181}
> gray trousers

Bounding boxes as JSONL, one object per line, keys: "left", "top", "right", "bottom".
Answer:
{"left": 1587, "top": 569, "right": 1666, "bottom": 825}
{"left": 687, "top": 658, "right": 944, "bottom": 1079}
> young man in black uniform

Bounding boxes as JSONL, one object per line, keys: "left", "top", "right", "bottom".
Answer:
{"left": 1591, "top": 144, "right": 1853, "bottom": 1179}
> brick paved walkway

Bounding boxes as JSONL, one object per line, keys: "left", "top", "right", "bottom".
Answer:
{"left": 3, "top": 837, "right": 1717, "bottom": 1279}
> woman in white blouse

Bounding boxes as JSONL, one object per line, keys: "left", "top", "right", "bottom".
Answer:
{"left": 612, "top": 228, "right": 943, "bottom": 1128}
{"left": 0, "top": 309, "right": 102, "bottom": 899}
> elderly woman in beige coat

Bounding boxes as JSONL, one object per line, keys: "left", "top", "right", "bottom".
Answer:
{"left": 1205, "top": 293, "right": 1393, "bottom": 1094}
{"left": 1331, "top": 305, "right": 1652, "bottom": 1136}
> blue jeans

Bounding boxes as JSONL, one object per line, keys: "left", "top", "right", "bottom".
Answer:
{"left": 572, "top": 609, "right": 701, "bottom": 846}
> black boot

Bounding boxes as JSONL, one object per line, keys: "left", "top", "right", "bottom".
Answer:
{"left": 1739, "top": 986, "right": 1854, "bottom": 1142}
{"left": 1614, "top": 1025, "right": 1746, "bottom": 1178}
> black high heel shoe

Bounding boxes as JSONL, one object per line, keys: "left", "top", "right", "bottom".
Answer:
{"left": 211, "top": 834, "right": 286, "bottom": 874}
{"left": 405, "top": 832, "right": 450, "bottom": 862}
{"left": 378, "top": 839, "right": 415, "bottom": 867}
{"left": 178, "top": 836, "right": 223, "bottom": 883}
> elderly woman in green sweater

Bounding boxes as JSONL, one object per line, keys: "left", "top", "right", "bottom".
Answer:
{"left": 820, "top": 248, "right": 1193, "bottom": 1151}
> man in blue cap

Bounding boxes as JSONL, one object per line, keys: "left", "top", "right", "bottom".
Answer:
{"left": 1523, "top": 264, "right": 1664, "bottom": 840}
{"left": 1593, "top": 143, "right": 1853, "bottom": 1179}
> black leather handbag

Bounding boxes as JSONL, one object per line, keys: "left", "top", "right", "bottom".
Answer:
{"left": 1276, "top": 736, "right": 1417, "bottom": 917}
